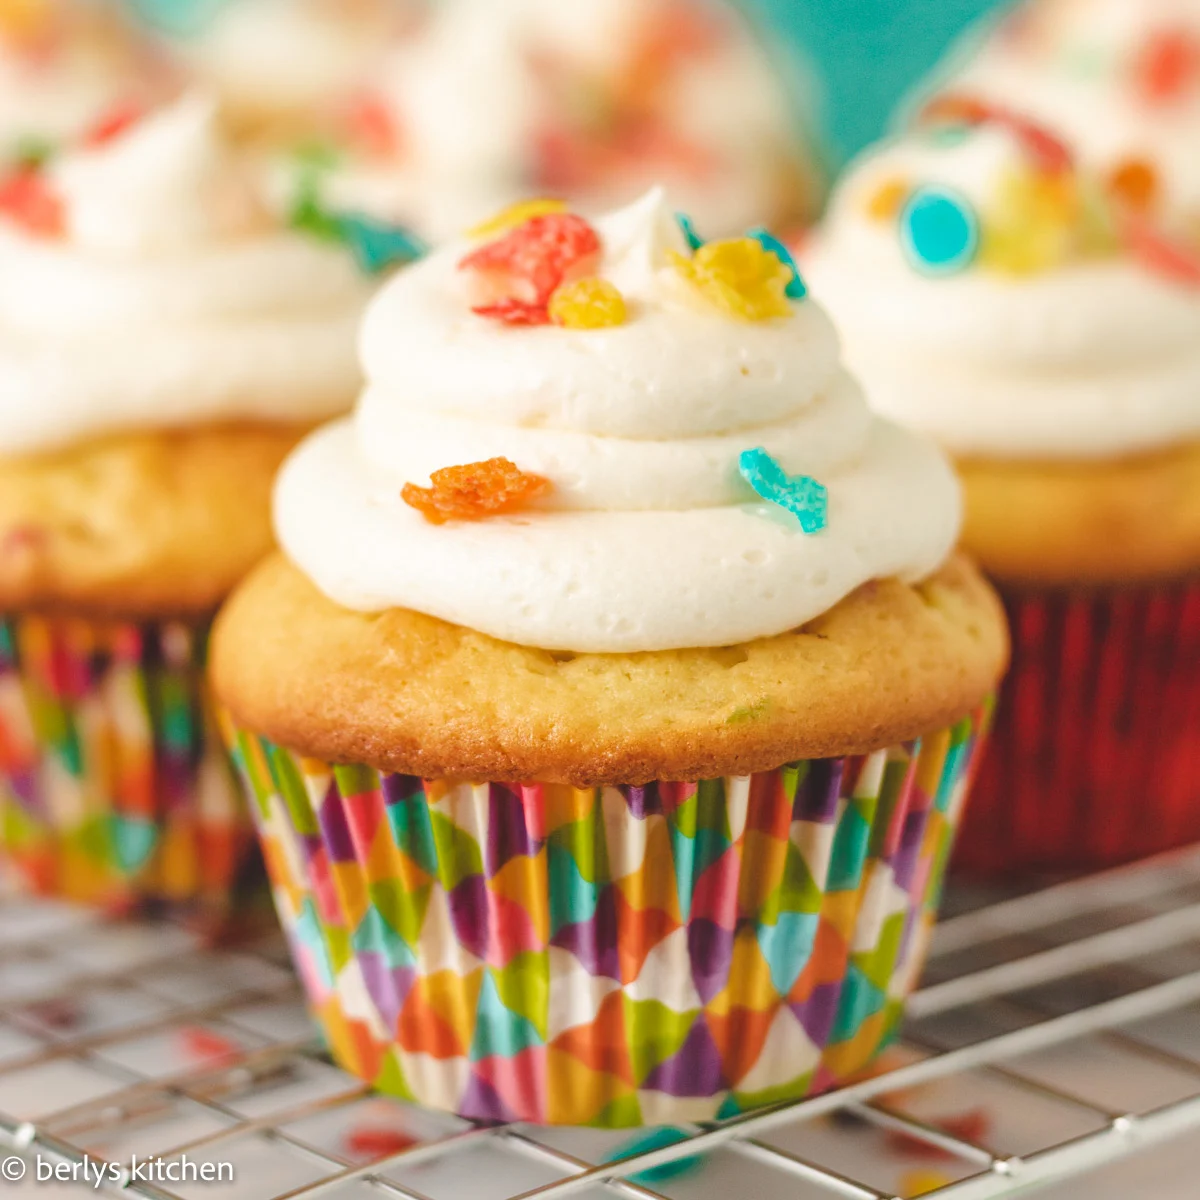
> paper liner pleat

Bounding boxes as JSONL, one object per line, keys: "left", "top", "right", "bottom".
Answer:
{"left": 954, "top": 580, "right": 1200, "bottom": 876}
{"left": 225, "top": 703, "right": 990, "bottom": 1126}
{"left": 0, "top": 613, "right": 260, "bottom": 918}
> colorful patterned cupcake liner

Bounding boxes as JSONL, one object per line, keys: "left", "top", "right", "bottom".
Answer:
{"left": 0, "top": 614, "right": 260, "bottom": 919}
{"left": 954, "top": 578, "right": 1200, "bottom": 875}
{"left": 224, "top": 703, "right": 991, "bottom": 1127}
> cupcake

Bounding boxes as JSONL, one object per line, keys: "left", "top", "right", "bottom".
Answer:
{"left": 139, "top": 0, "right": 417, "bottom": 144}
{"left": 0, "top": 94, "right": 372, "bottom": 913}
{"left": 213, "top": 190, "right": 1007, "bottom": 1125}
{"left": 806, "top": 89, "right": 1200, "bottom": 874}
{"left": 292, "top": 0, "right": 823, "bottom": 242}
{"left": 0, "top": 0, "right": 175, "bottom": 155}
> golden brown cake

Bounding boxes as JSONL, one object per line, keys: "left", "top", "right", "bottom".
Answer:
{"left": 0, "top": 423, "right": 307, "bottom": 619}
{"left": 215, "top": 552, "right": 1006, "bottom": 786}
{"left": 960, "top": 440, "right": 1200, "bottom": 586}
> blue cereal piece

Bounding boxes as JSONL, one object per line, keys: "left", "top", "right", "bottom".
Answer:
{"left": 604, "top": 1127, "right": 703, "bottom": 1186}
{"left": 739, "top": 448, "right": 828, "bottom": 534}
{"left": 747, "top": 227, "right": 808, "bottom": 299}
{"left": 675, "top": 211, "right": 706, "bottom": 251}
{"left": 900, "top": 185, "right": 980, "bottom": 275}
{"left": 337, "top": 213, "right": 428, "bottom": 275}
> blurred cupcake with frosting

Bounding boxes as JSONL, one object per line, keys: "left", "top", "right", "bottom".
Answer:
{"left": 0, "top": 93, "right": 378, "bottom": 914}
{"left": 135, "top": 0, "right": 418, "bottom": 143}
{"left": 0, "top": 0, "right": 175, "bottom": 156}
{"left": 296, "top": 0, "right": 823, "bottom": 241}
{"left": 806, "top": 52, "right": 1200, "bottom": 873}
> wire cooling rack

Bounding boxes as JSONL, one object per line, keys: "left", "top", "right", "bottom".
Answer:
{"left": 3, "top": 847, "right": 1200, "bottom": 1200}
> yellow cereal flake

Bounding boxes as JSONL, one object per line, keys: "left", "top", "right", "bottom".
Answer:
{"left": 548, "top": 277, "right": 627, "bottom": 329}
{"left": 669, "top": 237, "right": 794, "bottom": 321}
{"left": 865, "top": 177, "right": 911, "bottom": 221}
{"left": 978, "top": 167, "right": 1082, "bottom": 275}
{"left": 467, "top": 198, "right": 568, "bottom": 240}
{"left": 901, "top": 1170, "right": 954, "bottom": 1197}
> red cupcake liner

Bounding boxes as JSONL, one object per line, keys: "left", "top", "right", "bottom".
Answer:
{"left": 952, "top": 577, "right": 1200, "bottom": 876}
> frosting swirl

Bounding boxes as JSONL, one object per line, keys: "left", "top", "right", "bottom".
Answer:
{"left": 0, "top": 95, "right": 371, "bottom": 455}
{"left": 806, "top": 122, "right": 1200, "bottom": 459}
{"left": 275, "top": 190, "right": 960, "bottom": 653}
{"left": 304, "top": 0, "right": 816, "bottom": 241}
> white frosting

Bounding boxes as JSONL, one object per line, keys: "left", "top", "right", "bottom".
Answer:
{"left": 314, "top": 0, "right": 812, "bottom": 241}
{"left": 187, "top": 0, "right": 401, "bottom": 120}
{"left": 806, "top": 126, "right": 1200, "bottom": 459}
{"left": 276, "top": 190, "right": 961, "bottom": 652}
{"left": 0, "top": 96, "right": 371, "bottom": 454}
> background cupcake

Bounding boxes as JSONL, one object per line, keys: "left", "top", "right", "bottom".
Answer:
{"left": 214, "top": 190, "right": 1006, "bottom": 1125}
{"left": 0, "top": 0, "right": 175, "bottom": 156}
{"left": 134, "top": 0, "right": 419, "bottom": 144}
{"left": 806, "top": 79, "right": 1200, "bottom": 873}
{"left": 0, "top": 94, "right": 373, "bottom": 914}
{"left": 286, "top": 0, "right": 824, "bottom": 242}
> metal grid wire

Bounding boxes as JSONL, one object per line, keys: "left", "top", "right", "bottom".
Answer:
{"left": 3, "top": 847, "right": 1200, "bottom": 1200}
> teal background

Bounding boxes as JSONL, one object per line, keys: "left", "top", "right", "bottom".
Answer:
{"left": 743, "top": 0, "right": 1016, "bottom": 161}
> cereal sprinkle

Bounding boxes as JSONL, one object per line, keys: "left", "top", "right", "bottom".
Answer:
{"left": 738, "top": 448, "right": 828, "bottom": 534}
{"left": 669, "top": 237, "right": 794, "bottom": 321}
{"left": 402, "top": 458, "right": 553, "bottom": 524}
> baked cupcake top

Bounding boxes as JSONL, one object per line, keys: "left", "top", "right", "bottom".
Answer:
{"left": 806, "top": 108, "right": 1200, "bottom": 462}
{"left": 952, "top": 0, "right": 1200, "bottom": 209}
{"left": 0, "top": 0, "right": 173, "bottom": 152}
{"left": 297, "top": 0, "right": 820, "bottom": 241}
{"left": 0, "top": 93, "right": 373, "bottom": 456}
{"left": 274, "top": 189, "right": 961, "bottom": 654}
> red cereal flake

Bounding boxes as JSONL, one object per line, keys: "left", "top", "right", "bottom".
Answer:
{"left": 459, "top": 212, "right": 600, "bottom": 322}
{"left": 920, "top": 92, "right": 1072, "bottom": 174}
{"left": 1124, "top": 217, "right": 1200, "bottom": 286}
{"left": 343, "top": 1127, "right": 418, "bottom": 1160}
{"left": 345, "top": 90, "right": 402, "bottom": 158}
{"left": 470, "top": 298, "right": 553, "bottom": 326}
{"left": 1135, "top": 28, "right": 1200, "bottom": 105}
{"left": 920, "top": 92, "right": 995, "bottom": 127}
{"left": 886, "top": 1109, "right": 991, "bottom": 1160}
{"left": 402, "top": 458, "right": 552, "bottom": 525}
{"left": 627, "top": 0, "right": 726, "bottom": 106}
{"left": 0, "top": 167, "right": 64, "bottom": 237}
{"left": 82, "top": 100, "right": 144, "bottom": 148}
{"left": 179, "top": 1026, "right": 242, "bottom": 1066}
{"left": 999, "top": 111, "right": 1073, "bottom": 175}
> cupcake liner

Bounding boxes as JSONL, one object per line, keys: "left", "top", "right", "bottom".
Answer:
{"left": 0, "top": 613, "right": 259, "bottom": 918}
{"left": 224, "top": 704, "right": 991, "bottom": 1126}
{"left": 953, "top": 579, "right": 1200, "bottom": 876}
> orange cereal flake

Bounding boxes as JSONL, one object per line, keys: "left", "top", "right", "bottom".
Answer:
{"left": 865, "top": 177, "right": 910, "bottom": 221}
{"left": 1107, "top": 157, "right": 1160, "bottom": 213}
{"left": 402, "top": 458, "right": 552, "bottom": 525}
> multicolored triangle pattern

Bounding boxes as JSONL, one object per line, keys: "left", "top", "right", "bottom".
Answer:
{"left": 0, "top": 613, "right": 258, "bottom": 918}
{"left": 225, "top": 703, "right": 991, "bottom": 1126}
